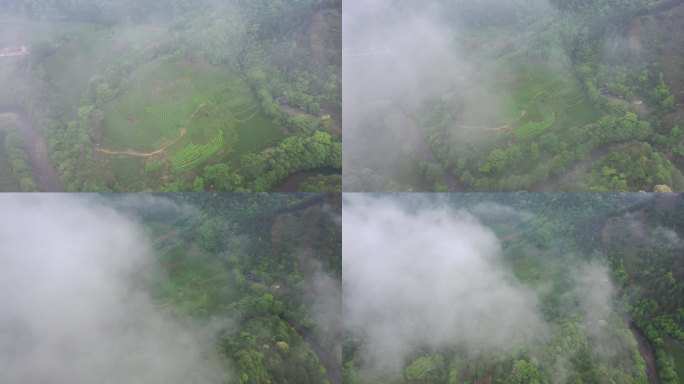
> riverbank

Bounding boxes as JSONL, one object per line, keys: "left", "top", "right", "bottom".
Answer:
{"left": 0, "top": 106, "right": 63, "bottom": 192}
{"left": 615, "top": 306, "right": 661, "bottom": 384}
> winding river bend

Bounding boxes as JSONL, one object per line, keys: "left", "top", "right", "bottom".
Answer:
{"left": 0, "top": 106, "right": 63, "bottom": 192}
{"left": 616, "top": 307, "right": 661, "bottom": 384}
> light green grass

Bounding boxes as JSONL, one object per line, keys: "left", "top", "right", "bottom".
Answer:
{"left": 228, "top": 113, "right": 284, "bottom": 162}
{"left": 102, "top": 58, "right": 206, "bottom": 152}
{"left": 42, "top": 23, "right": 168, "bottom": 105}
{"left": 99, "top": 57, "right": 281, "bottom": 185}
{"left": 151, "top": 245, "right": 240, "bottom": 318}
{"left": 1, "top": 20, "right": 287, "bottom": 188}
{"left": 667, "top": 340, "right": 684, "bottom": 382}
{"left": 478, "top": 56, "right": 601, "bottom": 142}
{"left": 106, "top": 156, "right": 145, "bottom": 190}
{"left": 456, "top": 56, "right": 584, "bottom": 129}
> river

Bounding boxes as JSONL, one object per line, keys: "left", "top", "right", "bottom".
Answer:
{"left": 615, "top": 307, "right": 661, "bottom": 384}
{"left": 0, "top": 106, "right": 63, "bottom": 192}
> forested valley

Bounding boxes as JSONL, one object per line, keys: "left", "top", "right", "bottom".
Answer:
{"left": 344, "top": 0, "right": 684, "bottom": 192}
{"left": 0, "top": 0, "right": 341, "bottom": 192}
{"left": 0, "top": 193, "right": 341, "bottom": 383}
{"left": 131, "top": 193, "right": 342, "bottom": 383}
{"left": 343, "top": 193, "right": 684, "bottom": 384}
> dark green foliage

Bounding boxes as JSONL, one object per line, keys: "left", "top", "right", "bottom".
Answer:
{"left": 344, "top": 193, "right": 683, "bottom": 384}
{"left": 0, "top": 0, "right": 340, "bottom": 191}
{"left": 358, "top": 0, "right": 683, "bottom": 191}
{"left": 104, "top": 193, "right": 340, "bottom": 384}
{"left": 591, "top": 142, "right": 684, "bottom": 191}
{"left": 0, "top": 129, "right": 37, "bottom": 191}
{"left": 602, "top": 195, "right": 684, "bottom": 382}
{"left": 299, "top": 174, "right": 342, "bottom": 192}
{"left": 404, "top": 355, "right": 446, "bottom": 383}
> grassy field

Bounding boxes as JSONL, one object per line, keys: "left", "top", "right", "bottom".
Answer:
{"left": 447, "top": 22, "right": 601, "bottom": 140}
{"left": 105, "top": 156, "right": 146, "bottom": 190}
{"left": 456, "top": 54, "right": 598, "bottom": 139}
{"left": 97, "top": 57, "right": 283, "bottom": 187}
{"left": 228, "top": 112, "right": 283, "bottom": 163}
{"left": 667, "top": 340, "right": 684, "bottom": 382}
{"left": 43, "top": 23, "right": 168, "bottom": 105}
{"left": 150, "top": 243, "right": 240, "bottom": 319}
{"left": 1, "top": 18, "right": 317, "bottom": 190}
{"left": 1, "top": 19, "right": 285, "bottom": 189}
{"left": 0, "top": 19, "right": 168, "bottom": 106}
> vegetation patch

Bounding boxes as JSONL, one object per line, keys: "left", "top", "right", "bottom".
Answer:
{"left": 0, "top": 0, "right": 341, "bottom": 192}
{"left": 516, "top": 110, "right": 556, "bottom": 139}
{"left": 0, "top": 134, "right": 21, "bottom": 191}
{"left": 97, "top": 58, "right": 280, "bottom": 184}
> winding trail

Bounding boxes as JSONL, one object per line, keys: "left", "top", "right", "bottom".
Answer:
{"left": 453, "top": 91, "right": 544, "bottom": 131}
{"left": 0, "top": 52, "right": 29, "bottom": 59}
{"left": 234, "top": 111, "right": 258, "bottom": 123}
{"left": 0, "top": 106, "right": 63, "bottom": 192}
{"left": 95, "top": 102, "right": 207, "bottom": 158}
{"left": 95, "top": 127, "right": 186, "bottom": 158}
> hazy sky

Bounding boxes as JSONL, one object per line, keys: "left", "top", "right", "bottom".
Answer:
{"left": 0, "top": 194, "right": 224, "bottom": 384}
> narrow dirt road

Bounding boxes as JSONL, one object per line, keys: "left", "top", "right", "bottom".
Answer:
{"left": 453, "top": 91, "right": 543, "bottom": 131}
{"left": 95, "top": 127, "right": 186, "bottom": 158}
{"left": 96, "top": 102, "right": 206, "bottom": 158}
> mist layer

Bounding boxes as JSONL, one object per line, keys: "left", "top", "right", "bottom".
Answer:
{"left": 342, "top": 195, "right": 548, "bottom": 374}
{"left": 0, "top": 194, "right": 223, "bottom": 384}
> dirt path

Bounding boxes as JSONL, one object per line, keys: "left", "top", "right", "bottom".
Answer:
{"left": 95, "top": 127, "right": 186, "bottom": 158}
{"left": 453, "top": 92, "right": 543, "bottom": 131}
{"left": 0, "top": 107, "right": 63, "bottom": 192}
{"left": 0, "top": 52, "right": 29, "bottom": 59}
{"left": 234, "top": 111, "right": 258, "bottom": 123}
{"left": 279, "top": 103, "right": 313, "bottom": 117}
{"left": 95, "top": 102, "right": 207, "bottom": 158}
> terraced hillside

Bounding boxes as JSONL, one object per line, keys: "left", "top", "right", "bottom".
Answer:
{"left": 0, "top": 0, "right": 342, "bottom": 192}
{"left": 94, "top": 58, "right": 282, "bottom": 189}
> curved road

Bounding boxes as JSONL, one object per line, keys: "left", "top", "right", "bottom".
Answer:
{"left": 0, "top": 106, "right": 63, "bottom": 192}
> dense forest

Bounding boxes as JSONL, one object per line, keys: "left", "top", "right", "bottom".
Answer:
{"left": 0, "top": 193, "right": 341, "bottom": 383}
{"left": 344, "top": 0, "right": 684, "bottom": 192}
{"left": 111, "top": 193, "right": 342, "bottom": 383}
{"left": 0, "top": 0, "right": 341, "bottom": 192}
{"left": 343, "top": 193, "right": 684, "bottom": 384}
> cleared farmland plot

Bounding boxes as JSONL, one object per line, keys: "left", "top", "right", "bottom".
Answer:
{"left": 21, "top": 22, "right": 285, "bottom": 188}
{"left": 98, "top": 58, "right": 282, "bottom": 184}
{"left": 0, "top": 4, "right": 341, "bottom": 193}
